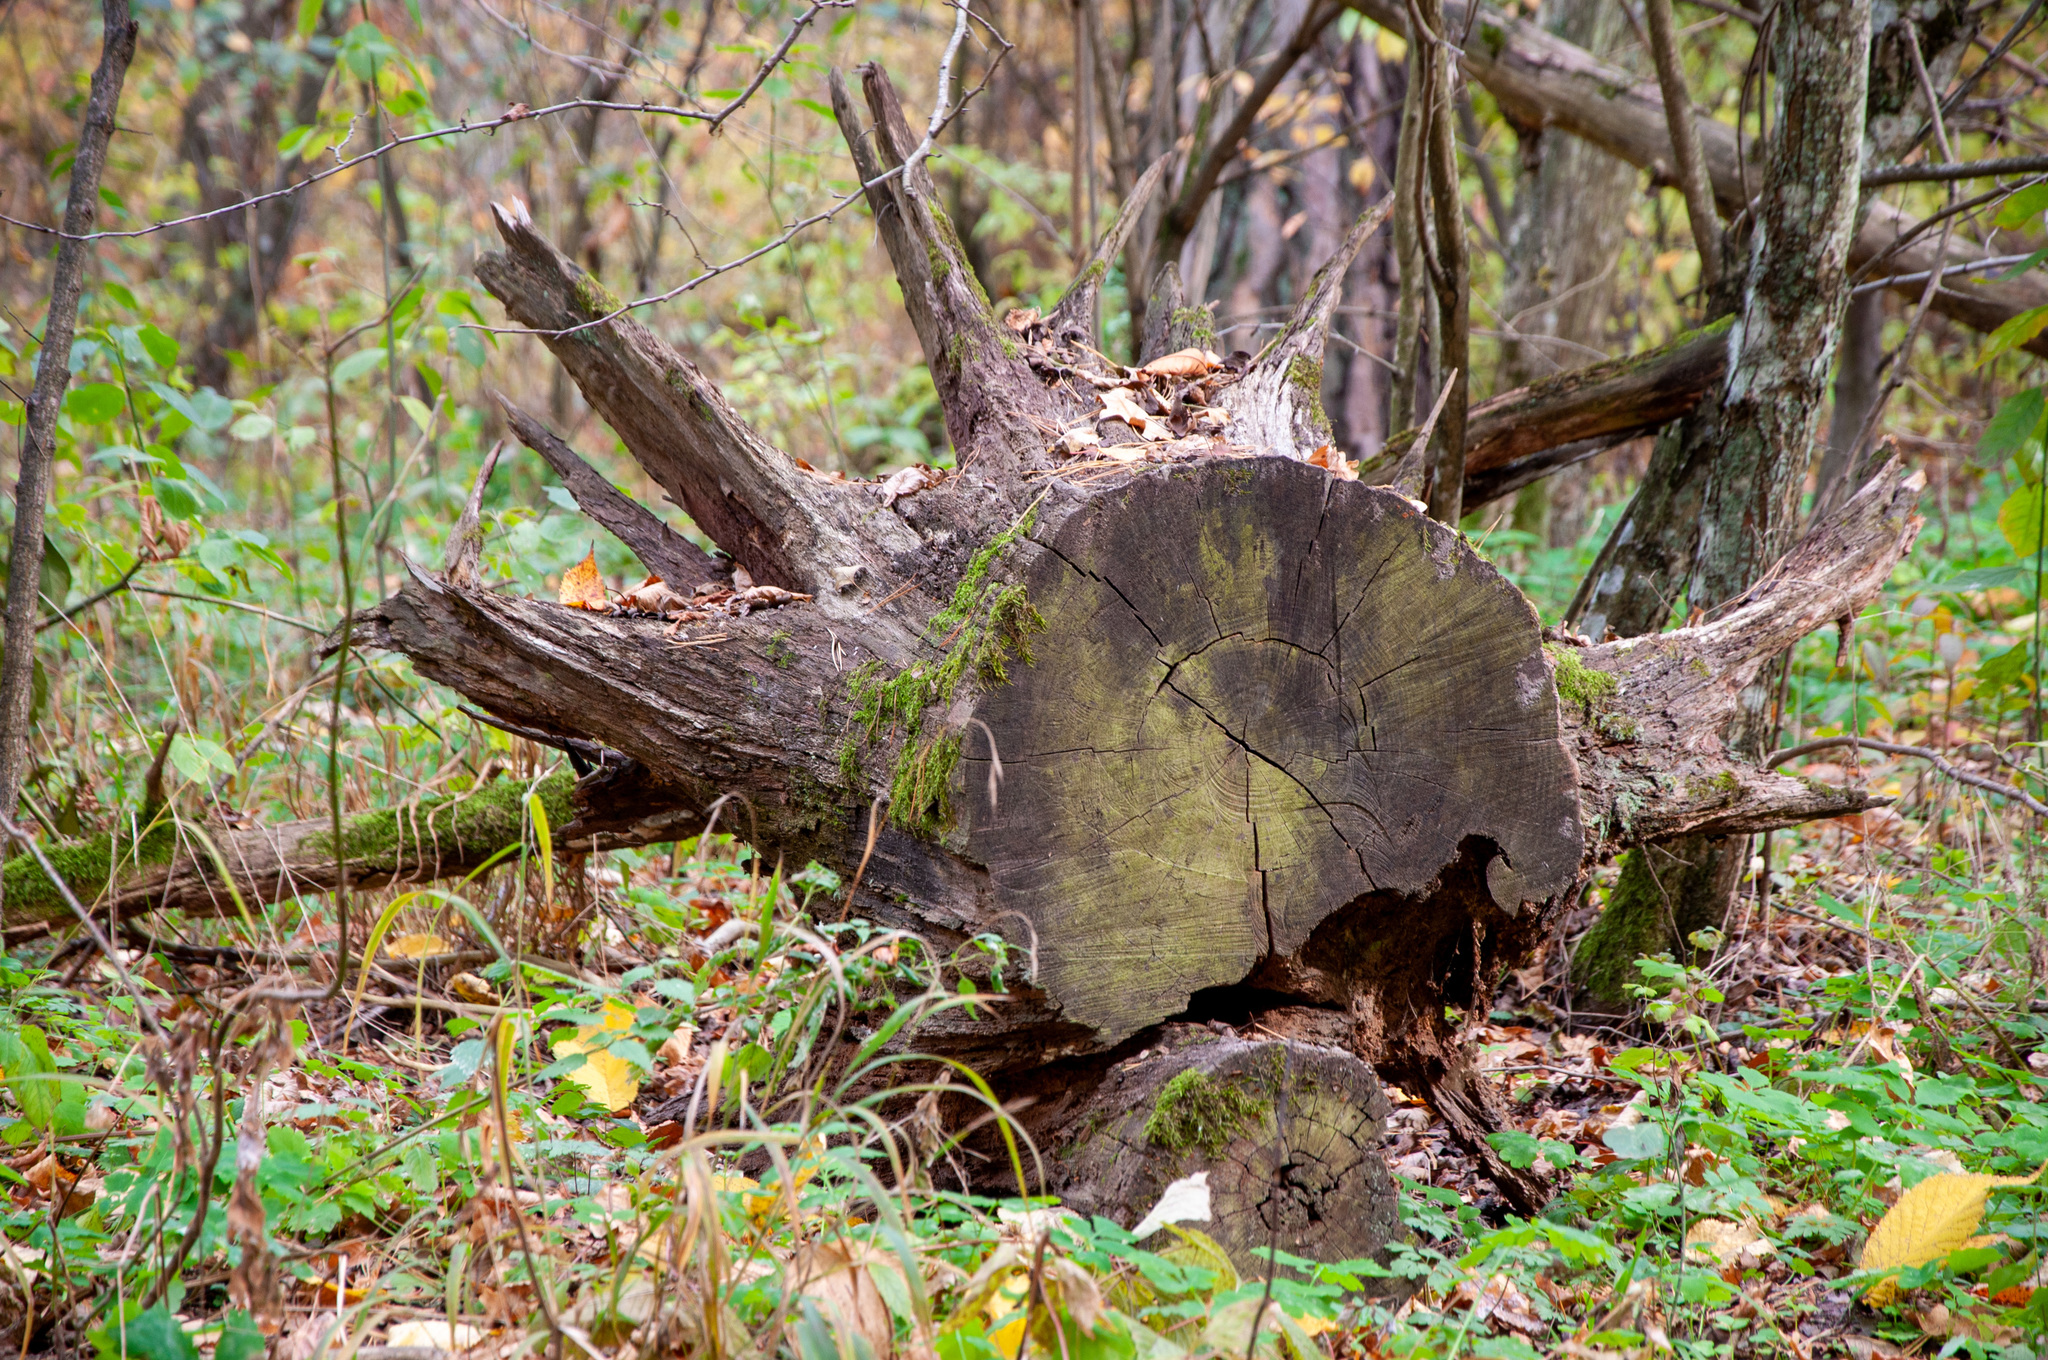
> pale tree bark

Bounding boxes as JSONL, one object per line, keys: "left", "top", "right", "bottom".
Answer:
{"left": 0, "top": 0, "right": 139, "bottom": 831}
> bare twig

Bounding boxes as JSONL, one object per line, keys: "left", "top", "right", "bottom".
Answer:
{"left": 1767, "top": 736, "right": 2048, "bottom": 818}
{"left": 0, "top": 0, "right": 137, "bottom": 828}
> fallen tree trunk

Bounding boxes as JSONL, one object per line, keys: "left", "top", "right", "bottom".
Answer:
{"left": 0, "top": 764, "right": 688, "bottom": 932}
{"left": 331, "top": 63, "right": 1922, "bottom": 1260}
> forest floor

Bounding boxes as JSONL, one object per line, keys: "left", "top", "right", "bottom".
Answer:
{"left": 8, "top": 761, "right": 2048, "bottom": 1360}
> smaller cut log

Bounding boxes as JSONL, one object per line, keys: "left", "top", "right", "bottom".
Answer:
{"left": 1044, "top": 1025, "right": 1401, "bottom": 1275}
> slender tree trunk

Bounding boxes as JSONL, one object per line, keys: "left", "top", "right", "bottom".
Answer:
{"left": 1572, "top": 0, "right": 1873, "bottom": 1004}
{"left": 0, "top": 0, "right": 139, "bottom": 832}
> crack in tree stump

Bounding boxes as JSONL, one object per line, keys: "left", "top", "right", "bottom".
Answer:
{"left": 964, "top": 459, "right": 1583, "bottom": 1046}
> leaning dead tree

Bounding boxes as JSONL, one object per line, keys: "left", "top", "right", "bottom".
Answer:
{"left": 342, "top": 61, "right": 1930, "bottom": 1262}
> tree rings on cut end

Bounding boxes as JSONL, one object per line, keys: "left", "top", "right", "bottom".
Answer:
{"left": 961, "top": 458, "right": 1582, "bottom": 1042}
{"left": 1050, "top": 1026, "right": 1403, "bottom": 1275}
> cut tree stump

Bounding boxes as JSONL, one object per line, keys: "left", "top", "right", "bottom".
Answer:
{"left": 19, "top": 59, "right": 1913, "bottom": 1247}
{"left": 1047, "top": 1026, "right": 1402, "bottom": 1275}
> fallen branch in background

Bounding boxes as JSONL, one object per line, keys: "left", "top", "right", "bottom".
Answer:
{"left": 1766, "top": 735, "right": 2048, "bottom": 818}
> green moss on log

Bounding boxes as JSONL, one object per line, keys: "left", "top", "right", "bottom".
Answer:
{"left": 306, "top": 770, "right": 576, "bottom": 870}
{"left": 573, "top": 273, "right": 626, "bottom": 318}
{"left": 1288, "top": 355, "right": 1327, "bottom": 432}
{"left": 838, "top": 507, "right": 1046, "bottom": 833}
{"left": 1169, "top": 305, "right": 1216, "bottom": 347}
{"left": 4, "top": 820, "right": 178, "bottom": 920}
{"left": 1549, "top": 645, "right": 1619, "bottom": 711}
{"left": 1143, "top": 1070, "right": 1269, "bottom": 1157}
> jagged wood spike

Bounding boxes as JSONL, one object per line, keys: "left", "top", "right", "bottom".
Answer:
{"left": 1044, "top": 152, "right": 1174, "bottom": 342}
{"left": 497, "top": 397, "right": 722, "bottom": 586}
{"left": 1215, "top": 197, "right": 1395, "bottom": 454}
{"left": 443, "top": 438, "right": 503, "bottom": 589}
{"left": 474, "top": 199, "right": 909, "bottom": 607}
{"left": 829, "top": 65, "right": 1063, "bottom": 477}
{"left": 1137, "top": 261, "right": 1214, "bottom": 365}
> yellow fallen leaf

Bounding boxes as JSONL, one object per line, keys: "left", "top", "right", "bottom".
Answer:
{"left": 553, "top": 1001, "right": 643, "bottom": 1112}
{"left": 558, "top": 1048, "right": 638, "bottom": 1112}
{"left": 448, "top": 972, "right": 500, "bottom": 1005}
{"left": 1859, "top": 1163, "right": 2045, "bottom": 1304}
{"left": 384, "top": 932, "right": 448, "bottom": 960}
{"left": 558, "top": 550, "right": 608, "bottom": 609}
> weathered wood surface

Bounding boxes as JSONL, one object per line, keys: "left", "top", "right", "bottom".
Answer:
{"left": 1042, "top": 1027, "right": 1402, "bottom": 1273}
{"left": 965, "top": 459, "right": 1581, "bottom": 1046}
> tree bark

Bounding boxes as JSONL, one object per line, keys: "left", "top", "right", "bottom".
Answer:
{"left": 1, "top": 0, "right": 138, "bottom": 833}
{"left": 1572, "top": 0, "right": 1874, "bottom": 996}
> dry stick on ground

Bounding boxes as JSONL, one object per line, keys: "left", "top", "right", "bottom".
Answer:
{"left": 1642, "top": 0, "right": 1722, "bottom": 285}
{"left": 0, "top": 0, "right": 138, "bottom": 825}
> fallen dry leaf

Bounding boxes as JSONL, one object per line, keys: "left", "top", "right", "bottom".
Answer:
{"left": 1141, "top": 347, "right": 1222, "bottom": 378}
{"left": 384, "top": 932, "right": 448, "bottom": 961}
{"left": 554, "top": 1000, "right": 641, "bottom": 1112}
{"left": 620, "top": 575, "right": 690, "bottom": 614}
{"left": 730, "top": 585, "right": 812, "bottom": 616}
{"left": 1307, "top": 444, "right": 1358, "bottom": 480}
{"left": 1003, "top": 307, "right": 1040, "bottom": 333}
{"left": 1098, "top": 388, "right": 1170, "bottom": 441}
{"left": 1683, "top": 1217, "right": 1773, "bottom": 1266}
{"left": 448, "top": 972, "right": 500, "bottom": 1005}
{"left": 1859, "top": 1162, "right": 2044, "bottom": 1304}
{"left": 1055, "top": 426, "right": 1102, "bottom": 457}
{"left": 880, "top": 464, "right": 941, "bottom": 505}
{"left": 558, "top": 550, "right": 609, "bottom": 610}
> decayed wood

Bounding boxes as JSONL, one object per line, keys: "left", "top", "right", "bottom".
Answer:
{"left": 1043, "top": 153, "right": 1173, "bottom": 345}
{"left": 1218, "top": 200, "right": 1395, "bottom": 457}
{"left": 499, "top": 399, "right": 723, "bottom": 587}
{"left": 1559, "top": 461, "right": 1922, "bottom": 853}
{"left": 1365, "top": 318, "right": 1732, "bottom": 501}
{"left": 361, "top": 96, "right": 1932, "bottom": 1228}
{"left": 0, "top": 764, "right": 690, "bottom": 930}
{"left": 829, "top": 64, "right": 1066, "bottom": 480}
{"left": 475, "top": 199, "right": 916, "bottom": 605}
{"left": 1040, "top": 1026, "right": 1402, "bottom": 1272}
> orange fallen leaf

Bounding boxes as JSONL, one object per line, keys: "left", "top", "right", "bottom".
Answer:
{"left": 559, "top": 551, "right": 609, "bottom": 610}
{"left": 1141, "top": 347, "right": 1221, "bottom": 378}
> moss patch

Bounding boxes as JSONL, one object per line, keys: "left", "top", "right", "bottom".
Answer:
{"left": 1288, "top": 354, "right": 1328, "bottom": 433}
{"left": 839, "top": 505, "right": 1047, "bottom": 835}
{"left": 1549, "top": 645, "right": 1619, "bottom": 710}
{"left": 573, "top": 272, "right": 626, "bottom": 318}
{"left": 4, "top": 819, "right": 178, "bottom": 923}
{"left": 1143, "top": 1069, "right": 1269, "bottom": 1157}
{"left": 307, "top": 770, "right": 575, "bottom": 870}
{"left": 1169, "top": 305, "right": 1217, "bottom": 347}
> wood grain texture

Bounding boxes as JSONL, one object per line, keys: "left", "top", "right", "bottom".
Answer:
{"left": 1048, "top": 1027, "right": 1401, "bottom": 1273}
{"left": 961, "top": 459, "right": 1584, "bottom": 1043}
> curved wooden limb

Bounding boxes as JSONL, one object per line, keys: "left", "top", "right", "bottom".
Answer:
{"left": 1559, "top": 460, "right": 1925, "bottom": 856}
{"left": 0, "top": 764, "right": 694, "bottom": 930}
{"left": 1044, "top": 152, "right": 1174, "bottom": 343}
{"left": 475, "top": 200, "right": 911, "bottom": 604}
{"left": 1364, "top": 318, "right": 1731, "bottom": 500}
{"left": 497, "top": 398, "right": 723, "bottom": 587}
{"left": 829, "top": 65, "right": 1062, "bottom": 477}
{"left": 1217, "top": 198, "right": 1396, "bottom": 455}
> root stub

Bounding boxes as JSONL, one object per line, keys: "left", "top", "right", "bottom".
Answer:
{"left": 1048, "top": 1027, "right": 1403, "bottom": 1274}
